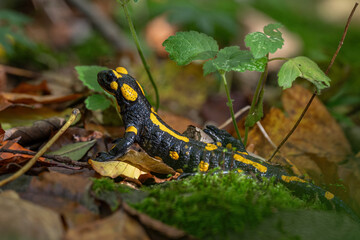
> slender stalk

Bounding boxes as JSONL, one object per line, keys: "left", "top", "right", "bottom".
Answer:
{"left": 268, "top": 57, "right": 289, "bottom": 62}
{"left": 0, "top": 109, "right": 80, "bottom": 187}
{"left": 268, "top": 2, "right": 358, "bottom": 162}
{"left": 121, "top": 2, "right": 160, "bottom": 110}
{"left": 243, "top": 61, "right": 268, "bottom": 145}
{"left": 221, "top": 71, "right": 243, "bottom": 144}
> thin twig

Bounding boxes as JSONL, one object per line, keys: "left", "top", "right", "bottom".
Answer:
{"left": 0, "top": 109, "right": 80, "bottom": 186}
{"left": 268, "top": 2, "right": 359, "bottom": 162}
{"left": 256, "top": 121, "right": 277, "bottom": 149}
{"left": 0, "top": 148, "right": 89, "bottom": 168}
{"left": 219, "top": 106, "right": 250, "bottom": 129}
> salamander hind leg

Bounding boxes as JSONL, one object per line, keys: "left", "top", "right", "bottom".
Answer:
{"left": 203, "top": 125, "right": 246, "bottom": 153}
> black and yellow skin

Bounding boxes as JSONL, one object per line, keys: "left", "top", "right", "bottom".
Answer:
{"left": 96, "top": 67, "right": 359, "bottom": 221}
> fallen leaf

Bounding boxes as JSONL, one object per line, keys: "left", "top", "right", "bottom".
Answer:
{"left": 11, "top": 79, "right": 51, "bottom": 95}
{"left": 4, "top": 117, "right": 66, "bottom": 145}
{"left": 1, "top": 92, "right": 82, "bottom": 104}
{"left": 0, "top": 94, "right": 12, "bottom": 111}
{"left": 248, "top": 85, "right": 351, "bottom": 181}
{"left": 247, "top": 85, "right": 360, "bottom": 214}
{"left": 65, "top": 208, "right": 150, "bottom": 240}
{"left": 89, "top": 150, "right": 175, "bottom": 180}
{"left": 0, "top": 190, "right": 64, "bottom": 240}
{"left": 22, "top": 172, "right": 98, "bottom": 227}
{"left": 47, "top": 140, "right": 97, "bottom": 161}
{"left": 0, "top": 140, "right": 45, "bottom": 174}
{"left": 89, "top": 159, "right": 146, "bottom": 180}
{"left": 123, "top": 203, "right": 194, "bottom": 240}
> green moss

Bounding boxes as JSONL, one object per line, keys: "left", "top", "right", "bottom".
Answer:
{"left": 131, "top": 172, "right": 325, "bottom": 239}
{"left": 91, "top": 177, "right": 131, "bottom": 195}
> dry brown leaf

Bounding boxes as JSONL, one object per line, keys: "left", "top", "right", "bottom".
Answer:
{"left": 89, "top": 159, "right": 146, "bottom": 179}
{"left": 1, "top": 92, "right": 82, "bottom": 104}
{"left": 0, "top": 190, "right": 64, "bottom": 240}
{"left": 0, "top": 140, "right": 46, "bottom": 173}
{"left": 65, "top": 208, "right": 150, "bottom": 240}
{"left": 0, "top": 94, "right": 12, "bottom": 111}
{"left": 248, "top": 85, "right": 351, "bottom": 182}
{"left": 247, "top": 85, "right": 360, "bottom": 214}
{"left": 22, "top": 172, "right": 98, "bottom": 227}
{"left": 89, "top": 150, "right": 175, "bottom": 180}
{"left": 11, "top": 80, "right": 51, "bottom": 95}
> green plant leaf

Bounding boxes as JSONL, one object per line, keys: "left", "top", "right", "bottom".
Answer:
{"left": 245, "top": 88, "right": 264, "bottom": 127}
{"left": 204, "top": 46, "right": 267, "bottom": 75}
{"left": 75, "top": 65, "right": 108, "bottom": 92}
{"left": 278, "top": 56, "right": 331, "bottom": 92}
{"left": 85, "top": 94, "right": 111, "bottom": 111}
{"left": 245, "top": 23, "right": 284, "bottom": 58}
{"left": 47, "top": 140, "right": 97, "bottom": 161}
{"left": 163, "top": 31, "right": 219, "bottom": 65}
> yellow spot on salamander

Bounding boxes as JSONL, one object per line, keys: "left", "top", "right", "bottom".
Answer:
{"left": 226, "top": 143, "right": 232, "bottom": 149}
{"left": 121, "top": 83, "right": 138, "bottom": 101}
{"left": 205, "top": 143, "right": 217, "bottom": 151}
{"left": 216, "top": 142, "right": 222, "bottom": 147}
{"left": 112, "top": 70, "right": 122, "bottom": 78}
{"left": 199, "top": 161, "right": 209, "bottom": 172}
{"left": 281, "top": 175, "right": 306, "bottom": 183}
{"left": 110, "top": 81, "right": 118, "bottom": 91}
{"left": 169, "top": 151, "right": 179, "bottom": 160}
{"left": 136, "top": 80, "right": 145, "bottom": 96}
{"left": 125, "top": 126, "right": 138, "bottom": 135}
{"left": 116, "top": 67, "right": 128, "bottom": 75}
{"left": 325, "top": 191, "right": 334, "bottom": 200}
{"left": 237, "top": 151, "right": 248, "bottom": 155}
{"left": 233, "top": 154, "right": 267, "bottom": 173}
{"left": 150, "top": 113, "right": 189, "bottom": 142}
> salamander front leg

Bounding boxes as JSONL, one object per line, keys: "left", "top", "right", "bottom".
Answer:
{"left": 94, "top": 132, "right": 136, "bottom": 162}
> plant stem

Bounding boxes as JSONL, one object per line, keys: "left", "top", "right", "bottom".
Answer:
{"left": 243, "top": 61, "right": 268, "bottom": 145}
{"left": 221, "top": 71, "right": 243, "bottom": 144}
{"left": 268, "top": 57, "right": 289, "bottom": 62}
{"left": 121, "top": 2, "right": 160, "bottom": 110}
{"left": 268, "top": 2, "right": 358, "bottom": 162}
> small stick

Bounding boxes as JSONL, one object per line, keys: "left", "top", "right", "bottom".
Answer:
{"left": 268, "top": 2, "right": 359, "bottom": 162}
{"left": 0, "top": 149, "right": 89, "bottom": 168}
{"left": 218, "top": 106, "right": 250, "bottom": 129}
{"left": 0, "top": 109, "right": 80, "bottom": 186}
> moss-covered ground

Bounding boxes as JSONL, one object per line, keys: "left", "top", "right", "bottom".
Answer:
{"left": 131, "top": 172, "right": 326, "bottom": 239}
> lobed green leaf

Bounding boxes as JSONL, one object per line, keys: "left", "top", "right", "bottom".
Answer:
{"left": 85, "top": 94, "right": 111, "bottom": 111}
{"left": 278, "top": 56, "right": 331, "bottom": 92}
{"left": 75, "top": 65, "right": 108, "bottom": 92}
{"left": 245, "top": 23, "right": 284, "bottom": 58}
{"left": 163, "top": 31, "right": 219, "bottom": 65}
{"left": 203, "top": 46, "right": 267, "bottom": 75}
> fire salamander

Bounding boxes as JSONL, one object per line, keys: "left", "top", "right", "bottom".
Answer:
{"left": 95, "top": 67, "right": 359, "bottom": 221}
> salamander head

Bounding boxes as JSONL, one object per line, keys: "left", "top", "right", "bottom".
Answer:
{"left": 97, "top": 67, "right": 146, "bottom": 104}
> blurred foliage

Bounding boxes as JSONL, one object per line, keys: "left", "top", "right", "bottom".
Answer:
{"left": 0, "top": 10, "right": 34, "bottom": 58}
{"left": 146, "top": 0, "right": 239, "bottom": 45}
